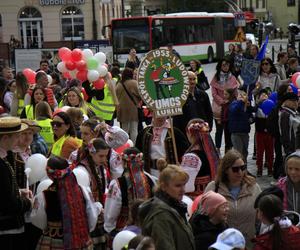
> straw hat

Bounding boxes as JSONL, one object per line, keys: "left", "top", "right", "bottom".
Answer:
{"left": 0, "top": 117, "right": 28, "bottom": 134}
{"left": 21, "top": 119, "right": 41, "bottom": 134}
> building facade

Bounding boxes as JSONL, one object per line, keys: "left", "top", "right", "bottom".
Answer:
{"left": 0, "top": 0, "right": 122, "bottom": 48}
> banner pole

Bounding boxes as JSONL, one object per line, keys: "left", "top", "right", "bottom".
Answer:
{"left": 169, "top": 116, "right": 179, "bottom": 165}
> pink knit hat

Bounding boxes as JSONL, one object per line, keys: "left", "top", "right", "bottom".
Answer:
{"left": 199, "top": 191, "right": 227, "bottom": 216}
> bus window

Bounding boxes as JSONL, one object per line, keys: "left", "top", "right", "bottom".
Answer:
{"left": 223, "top": 18, "right": 236, "bottom": 41}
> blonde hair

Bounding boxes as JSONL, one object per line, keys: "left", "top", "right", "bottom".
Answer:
{"left": 157, "top": 164, "right": 189, "bottom": 191}
{"left": 35, "top": 101, "right": 52, "bottom": 119}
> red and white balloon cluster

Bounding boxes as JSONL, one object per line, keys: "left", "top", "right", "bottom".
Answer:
{"left": 291, "top": 72, "right": 300, "bottom": 89}
{"left": 22, "top": 68, "right": 52, "bottom": 85}
{"left": 57, "top": 47, "right": 108, "bottom": 90}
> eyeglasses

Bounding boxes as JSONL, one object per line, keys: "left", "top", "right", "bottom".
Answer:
{"left": 231, "top": 165, "right": 247, "bottom": 173}
{"left": 262, "top": 62, "right": 270, "bottom": 66}
{"left": 51, "top": 121, "right": 65, "bottom": 128}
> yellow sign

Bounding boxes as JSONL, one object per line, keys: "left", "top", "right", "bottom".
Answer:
{"left": 234, "top": 27, "right": 246, "bottom": 42}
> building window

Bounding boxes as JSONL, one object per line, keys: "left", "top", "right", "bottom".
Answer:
{"left": 61, "top": 6, "right": 84, "bottom": 40}
{"left": 287, "top": 0, "right": 295, "bottom": 6}
{"left": 256, "top": 0, "right": 259, "bottom": 8}
{"left": 19, "top": 7, "right": 43, "bottom": 48}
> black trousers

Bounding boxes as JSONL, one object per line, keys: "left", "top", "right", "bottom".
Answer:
{"left": 0, "top": 233, "right": 26, "bottom": 250}
{"left": 273, "top": 136, "right": 284, "bottom": 179}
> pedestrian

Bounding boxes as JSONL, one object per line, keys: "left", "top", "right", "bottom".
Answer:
{"left": 139, "top": 164, "right": 195, "bottom": 250}
{"left": 253, "top": 194, "right": 300, "bottom": 250}
{"left": 125, "top": 48, "right": 140, "bottom": 69}
{"left": 275, "top": 52, "right": 290, "bottom": 85}
{"left": 205, "top": 149, "right": 261, "bottom": 248}
{"left": 189, "top": 59, "right": 210, "bottom": 90}
{"left": 210, "top": 58, "right": 239, "bottom": 156}
{"left": 189, "top": 191, "right": 229, "bottom": 250}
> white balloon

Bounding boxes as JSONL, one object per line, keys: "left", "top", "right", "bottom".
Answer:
{"left": 73, "top": 167, "right": 90, "bottom": 187}
{"left": 47, "top": 75, "right": 53, "bottom": 85}
{"left": 94, "top": 52, "right": 106, "bottom": 64}
{"left": 113, "top": 231, "right": 136, "bottom": 250}
{"left": 87, "top": 70, "right": 100, "bottom": 82}
{"left": 36, "top": 179, "right": 53, "bottom": 194}
{"left": 82, "top": 49, "right": 94, "bottom": 61}
{"left": 25, "top": 154, "right": 47, "bottom": 185}
{"left": 296, "top": 76, "right": 300, "bottom": 88}
{"left": 182, "top": 195, "right": 193, "bottom": 217}
{"left": 57, "top": 62, "right": 67, "bottom": 73}
{"left": 97, "top": 65, "right": 108, "bottom": 77}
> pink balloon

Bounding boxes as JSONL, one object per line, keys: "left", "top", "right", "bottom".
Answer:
{"left": 93, "top": 78, "right": 105, "bottom": 90}
{"left": 103, "top": 63, "right": 108, "bottom": 68}
{"left": 107, "top": 72, "right": 112, "bottom": 79}
{"left": 191, "top": 194, "right": 203, "bottom": 214}
{"left": 65, "top": 61, "right": 76, "bottom": 71}
{"left": 295, "top": 76, "right": 300, "bottom": 88}
{"left": 76, "top": 60, "right": 87, "bottom": 71}
{"left": 71, "top": 48, "right": 82, "bottom": 62}
{"left": 291, "top": 72, "right": 300, "bottom": 86}
{"left": 23, "top": 68, "right": 36, "bottom": 84}
{"left": 58, "top": 47, "right": 72, "bottom": 61}
{"left": 76, "top": 70, "right": 88, "bottom": 82}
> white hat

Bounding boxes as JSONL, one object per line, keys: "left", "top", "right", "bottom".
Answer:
{"left": 104, "top": 126, "right": 129, "bottom": 149}
{"left": 209, "top": 228, "right": 245, "bottom": 250}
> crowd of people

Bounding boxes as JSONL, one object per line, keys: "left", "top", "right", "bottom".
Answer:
{"left": 1, "top": 42, "right": 300, "bottom": 250}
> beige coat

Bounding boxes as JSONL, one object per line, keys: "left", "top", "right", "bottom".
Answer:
{"left": 205, "top": 181, "right": 261, "bottom": 249}
{"left": 116, "top": 79, "right": 141, "bottom": 123}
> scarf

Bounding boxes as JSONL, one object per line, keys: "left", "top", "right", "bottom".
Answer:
{"left": 219, "top": 71, "right": 232, "bottom": 85}
{"left": 46, "top": 164, "right": 91, "bottom": 250}
{"left": 151, "top": 120, "right": 170, "bottom": 145}
{"left": 155, "top": 190, "right": 188, "bottom": 221}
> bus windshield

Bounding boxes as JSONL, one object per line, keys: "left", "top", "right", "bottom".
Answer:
{"left": 112, "top": 18, "right": 150, "bottom": 54}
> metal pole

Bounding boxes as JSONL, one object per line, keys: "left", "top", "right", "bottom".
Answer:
{"left": 121, "top": 0, "right": 125, "bottom": 17}
{"left": 92, "top": 0, "right": 97, "bottom": 40}
{"left": 258, "top": 23, "right": 264, "bottom": 48}
{"left": 272, "top": 46, "right": 275, "bottom": 61}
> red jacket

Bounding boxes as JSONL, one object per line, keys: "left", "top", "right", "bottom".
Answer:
{"left": 253, "top": 226, "right": 300, "bottom": 250}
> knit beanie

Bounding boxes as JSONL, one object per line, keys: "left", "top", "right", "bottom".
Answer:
{"left": 199, "top": 191, "right": 227, "bottom": 216}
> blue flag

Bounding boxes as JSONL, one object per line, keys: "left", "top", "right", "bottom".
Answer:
{"left": 256, "top": 35, "right": 269, "bottom": 61}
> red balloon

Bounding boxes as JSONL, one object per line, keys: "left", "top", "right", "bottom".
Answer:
{"left": 291, "top": 72, "right": 300, "bottom": 86}
{"left": 58, "top": 47, "right": 72, "bottom": 61}
{"left": 76, "top": 60, "right": 87, "bottom": 71}
{"left": 71, "top": 48, "right": 82, "bottom": 62}
{"left": 63, "top": 72, "right": 71, "bottom": 79}
{"left": 114, "top": 142, "right": 130, "bottom": 154}
{"left": 93, "top": 78, "right": 105, "bottom": 90}
{"left": 23, "top": 68, "right": 36, "bottom": 84}
{"left": 191, "top": 194, "right": 203, "bottom": 214}
{"left": 76, "top": 70, "right": 88, "bottom": 82}
{"left": 65, "top": 61, "right": 76, "bottom": 71}
{"left": 81, "top": 88, "right": 89, "bottom": 101}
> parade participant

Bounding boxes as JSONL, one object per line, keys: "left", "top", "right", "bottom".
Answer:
{"left": 279, "top": 92, "right": 300, "bottom": 157}
{"left": 221, "top": 88, "right": 236, "bottom": 153}
{"left": 210, "top": 58, "right": 239, "bottom": 156}
{"left": 2, "top": 79, "right": 16, "bottom": 112}
{"left": 24, "top": 71, "right": 57, "bottom": 109}
{"left": 50, "top": 111, "right": 81, "bottom": 159}
{"left": 116, "top": 67, "right": 141, "bottom": 143}
{"left": 287, "top": 57, "right": 299, "bottom": 77}
{"left": 35, "top": 101, "right": 54, "bottom": 147}
{"left": 0, "top": 117, "right": 32, "bottom": 250}
{"left": 125, "top": 48, "right": 140, "bottom": 69}
{"left": 182, "top": 119, "right": 219, "bottom": 197}
{"left": 135, "top": 114, "right": 189, "bottom": 177}
{"left": 76, "top": 138, "right": 110, "bottom": 249}
{"left": 66, "top": 107, "right": 84, "bottom": 138}
{"left": 209, "top": 228, "right": 246, "bottom": 250}
{"left": 60, "top": 86, "right": 94, "bottom": 118}
{"left": 173, "top": 71, "right": 213, "bottom": 132}
{"left": 277, "top": 151, "right": 300, "bottom": 213}
{"left": 275, "top": 52, "right": 290, "bottom": 84}
{"left": 253, "top": 194, "right": 300, "bottom": 250}
{"left": 104, "top": 147, "right": 154, "bottom": 236}
{"left": 31, "top": 156, "right": 101, "bottom": 250}
{"left": 189, "top": 59, "right": 209, "bottom": 91}
{"left": 36, "top": 59, "right": 51, "bottom": 74}
{"left": 21, "top": 86, "right": 47, "bottom": 120}
{"left": 139, "top": 164, "right": 195, "bottom": 250}
{"left": 205, "top": 149, "right": 261, "bottom": 248}
{"left": 10, "top": 72, "right": 29, "bottom": 116}
{"left": 255, "top": 89, "right": 274, "bottom": 177}
{"left": 233, "top": 44, "right": 243, "bottom": 79}
{"left": 189, "top": 191, "right": 229, "bottom": 250}
{"left": 1, "top": 67, "right": 14, "bottom": 83}
{"left": 48, "top": 72, "right": 63, "bottom": 101}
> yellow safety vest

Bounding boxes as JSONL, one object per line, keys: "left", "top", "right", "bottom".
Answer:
{"left": 25, "top": 105, "right": 34, "bottom": 120}
{"left": 89, "top": 84, "right": 115, "bottom": 120}
{"left": 51, "top": 135, "right": 82, "bottom": 157}
{"left": 17, "top": 99, "right": 24, "bottom": 116}
{"left": 197, "top": 67, "right": 203, "bottom": 74}
{"left": 59, "top": 92, "right": 85, "bottom": 108}
{"left": 36, "top": 118, "right": 54, "bottom": 146}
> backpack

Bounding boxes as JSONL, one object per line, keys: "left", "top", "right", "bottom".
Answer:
{"left": 266, "top": 106, "right": 279, "bottom": 136}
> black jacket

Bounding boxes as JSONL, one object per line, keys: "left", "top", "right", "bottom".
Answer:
{"left": 189, "top": 213, "right": 228, "bottom": 250}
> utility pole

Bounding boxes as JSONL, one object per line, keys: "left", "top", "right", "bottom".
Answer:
{"left": 92, "top": 0, "right": 97, "bottom": 40}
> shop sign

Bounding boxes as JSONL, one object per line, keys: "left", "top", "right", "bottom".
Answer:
{"left": 40, "top": 0, "right": 85, "bottom": 6}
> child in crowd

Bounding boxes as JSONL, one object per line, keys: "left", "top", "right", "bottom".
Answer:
{"left": 209, "top": 228, "right": 246, "bottom": 250}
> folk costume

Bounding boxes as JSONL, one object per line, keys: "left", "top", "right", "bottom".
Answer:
{"left": 104, "top": 151, "right": 154, "bottom": 234}
{"left": 31, "top": 159, "right": 101, "bottom": 250}
{"left": 135, "top": 119, "right": 189, "bottom": 177}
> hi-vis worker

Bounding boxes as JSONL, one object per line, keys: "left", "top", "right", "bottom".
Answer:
{"left": 50, "top": 112, "right": 82, "bottom": 159}
{"left": 84, "top": 73, "right": 119, "bottom": 125}
{"left": 20, "top": 87, "right": 47, "bottom": 120}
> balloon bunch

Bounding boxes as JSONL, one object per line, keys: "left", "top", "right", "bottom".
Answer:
{"left": 57, "top": 47, "right": 107, "bottom": 90}
{"left": 23, "top": 68, "right": 52, "bottom": 85}
{"left": 291, "top": 72, "right": 300, "bottom": 89}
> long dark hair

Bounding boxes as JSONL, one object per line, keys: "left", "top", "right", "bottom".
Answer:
{"left": 15, "top": 72, "right": 28, "bottom": 99}
{"left": 121, "top": 67, "right": 134, "bottom": 84}
{"left": 31, "top": 86, "right": 47, "bottom": 106}
{"left": 53, "top": 112, "right": 75, "bottom": 139}
{"left": 214, "top": 58, "right": 233, "bottom": 81}
{"left": 260, "top": 57, "right": 277, "bottom": 74}
{"left": 258, "top": 194, "right": 284, "bottom": 250}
